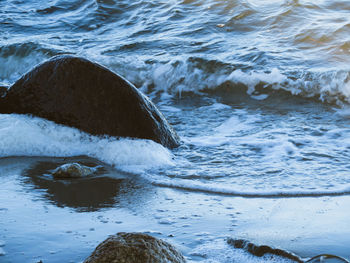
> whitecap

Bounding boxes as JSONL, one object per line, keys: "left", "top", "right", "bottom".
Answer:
{"left": 0, "top": 114, "right": 174, "bottom": 173}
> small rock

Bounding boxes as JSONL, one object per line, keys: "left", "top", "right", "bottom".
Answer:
{"left": 84, "top": 232, "right": 186, "bottom": 263}
{"left": 227, "top": 238, "right": 303, "bottom": 262}
{"left": 52, "top": 163, "right": 100, "bottom": 179}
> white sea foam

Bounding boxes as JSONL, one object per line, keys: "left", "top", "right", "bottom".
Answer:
{"left": 0, "top": 53, "right": 47, "bottom": 84}
{"left": 0, "top": 114, "right": 174, "bottom": 173}
{"left": 150, "top": 108, "right": 350, "bottom": 197}
{"left": 4, "top": 49, "right": 350, "bottom": 107}
{"left": 224, "top": 68, "right": 288, "bottom": 95}
{"left": 0, "top": 42, "right": 53, "bottom": 84}
{"left": 335, "top": 106, "right": 350, "bottom": 118}
{"left": 199, "top": 103, "right": 231, "bottom": 111}
{"left": 108, "top": 57, "right": 350, "bottom": 105}
{"left": 183, "top": 112, "right": 260, "bottom": 147}
{"left": 184, "top": 118, "right": 251, "bottom": 147}
{"left": 151, "top": 177, "right": 350, "bottom": 197}
{"left": 215, "top": 115, "right": 253, "bottom": 134}
{"left": 159, "top": 105, "right": 182, "bottom": 113}
{"left": 243, "top": 134, "right": 299, "bottom": 161}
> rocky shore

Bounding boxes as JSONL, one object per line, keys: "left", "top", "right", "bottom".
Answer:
{"left": 0, "top": 57, "right": 349, "bottom": 263}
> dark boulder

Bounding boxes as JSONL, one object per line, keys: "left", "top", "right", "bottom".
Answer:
{"left": 0, "top": 55, "right": 179, "bottom": 148}
{"left": 84, "top": 232, "right": 186, "bottom": 263}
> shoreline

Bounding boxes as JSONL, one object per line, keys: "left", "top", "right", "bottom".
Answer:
{"left": 0, "top": 156, "right": 350, "bottom": 262}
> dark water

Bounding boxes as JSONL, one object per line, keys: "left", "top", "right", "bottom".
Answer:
{"left": 1, "top": 0, "right": 350, "bottom": 262}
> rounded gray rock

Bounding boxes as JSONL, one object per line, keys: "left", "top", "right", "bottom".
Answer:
{"left": 52, "top": 163, "right": 100, "bottom": 179}
{"left": 84, "top": 232, "right": 186, "bottom": 263}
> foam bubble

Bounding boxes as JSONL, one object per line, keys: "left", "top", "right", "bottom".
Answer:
{"left": 0, "top": 114, "right": 174, "bottom": 173}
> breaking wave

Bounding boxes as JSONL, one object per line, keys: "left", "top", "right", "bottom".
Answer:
{"left": 0, "top": 114, "right": 174, "bottom": 173}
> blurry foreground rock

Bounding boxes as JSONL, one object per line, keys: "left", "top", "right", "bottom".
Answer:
{"left": 52, "top": 163, "right": 101, "bottom": 179}
{"left": 227, "top": 238, "right": 350, "bottom": 263}
{"left": 84, "top": 232, "right": 186, "bottom": 263}
{"left": 227, "top": 238, "right": 303, "bottom": 262}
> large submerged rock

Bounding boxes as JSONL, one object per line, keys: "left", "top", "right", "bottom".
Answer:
{"left": 0, "top": 55, "right": 179, "bottom": 148}
{"left": 84, "top": 232, "right": 186, "bottom": 263}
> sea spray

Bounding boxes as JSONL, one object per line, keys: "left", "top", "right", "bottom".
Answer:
{"left": 0, "top": 114, "right": 174, "bottom": 173}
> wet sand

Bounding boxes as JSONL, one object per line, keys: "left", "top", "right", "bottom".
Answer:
{"left": 0, "top": 156, "right": 349, "bottom": 262}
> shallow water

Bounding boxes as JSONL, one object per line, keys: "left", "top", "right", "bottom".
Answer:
{"left": 1, "top": 0, "right": 350, "bottom": 262}
{"left": 2, "top": 157, "right": 350, "bottom": 263}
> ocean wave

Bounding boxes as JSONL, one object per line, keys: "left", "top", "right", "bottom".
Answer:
{"left": 1, "top": 0, "right": 350, "bottom": 94}
{"left": 0, "top": 42, "right": 62, "bottom": 84}
{"left": 2, "top": 49, "right": 350, "bottom": 106}
{"left": 109, "top": 57, "right": 350, "bottom": 106}
{"left": 0, "top": 114, "right": 174, "bottom": 173}
{"left": 151, "top": 177, "right": 350, "bottom": 198}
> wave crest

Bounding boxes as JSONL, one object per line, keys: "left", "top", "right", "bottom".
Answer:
{"left": 113, "top": 57, "right": 350, "bottom": 106}
{"left": 0, "top": 114, "right": 174, "bottom": 173}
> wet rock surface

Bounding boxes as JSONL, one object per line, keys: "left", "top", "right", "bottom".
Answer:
{"left": 227, "top": 238, "right": 303, "bottom": 262}
{"left": 227, "top": 239, "right": 350, "bottom": 263}
{"left": 0, "top": 85, "right": 7, "bottom": 98}
{"left": 52, "top": 163, "right": 101, "bottom": 179}
{"left": 0, "top": 55, "right": 179, "bottom": 148}
{"left": 21, "top": 157, "right": 148, "bottom": 212}
{"left": 84, "top": 232, "right": 186, "bottom": 263}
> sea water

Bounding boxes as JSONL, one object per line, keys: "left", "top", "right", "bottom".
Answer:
{"left": 1, "top": 0, "right": 350, "bottom": 262}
